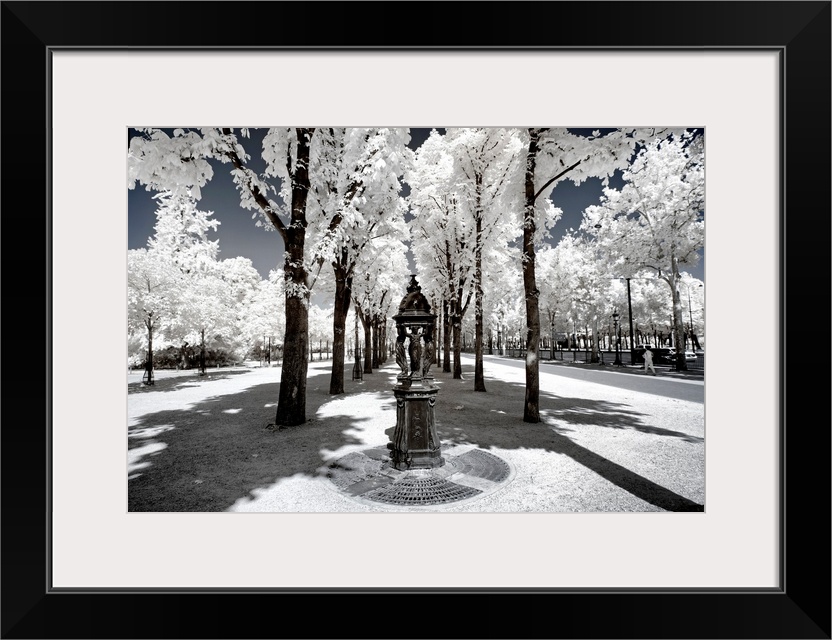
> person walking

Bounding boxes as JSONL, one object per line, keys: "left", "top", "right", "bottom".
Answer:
{"left": 643, "top": 346, "right": 656, "bottom": 375}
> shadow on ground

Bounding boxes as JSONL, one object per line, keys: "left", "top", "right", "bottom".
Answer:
{"left": 431, "top": 366, "right": 704, "bottom": 512}
{"left": 127, "top": 362, "right": 703, "bottom": 512}
{"left": 128, "top": 369, "right": 252, "bottom": 395}
{"left": 128, "top": 368, "right": 379, "bottom": 511}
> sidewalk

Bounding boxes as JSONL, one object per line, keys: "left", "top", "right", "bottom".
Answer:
{"left": 127, "top": 355, "right": 704, "bottom": 513}
{"left": 542, "top": 358, "right": 705, "bottom": 381}
{"left": 483, "top": 350, "right": 704, "bottom": 380}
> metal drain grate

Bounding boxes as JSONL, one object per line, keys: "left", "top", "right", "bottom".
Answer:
{"left": 325, "top": 446, "right": 512, "bottom": 508}
{"left": 453, "top": 449, "right": 511, "bottom": 483}
{"left": 364, "top": 475, "right": 481, "bottom": 506}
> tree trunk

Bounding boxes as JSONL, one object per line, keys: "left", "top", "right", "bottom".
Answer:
{"left": 670, "top": 258, "right": 688, "bottom": 371}
{"left": 452, "top": 316, "right": 463, "bottom": 379}
{"left": 145, "top": 318, "right": 154, "bottom": 384}
{"left": 275, "top": 129, "right": 313, "bottom": 427}
{"left": 363, "top": 319, "right": 372, "bottom": 373}
{"left": 276, "top": 273, "right": 309, "bottom": 425}
{"left": 329, "top": 269, "right": 351, "bottom": 394}
{"left": 442, "top": 299, "right": 451, "bottom": 373}
{"left": 372, "top": 316, "right": 380, "bottom": 369}
{"left": 590, "top": 321, "right": 599, "bottom": 363}
{"left": 378, "top": 318, "right": 385, "bottom": 364}
{"left": 199, "top": 328, "right": 206, "bottom": 375}
{"left": 435, "top": 315, "right": 441, "bottom": 364}
{"left": 550, "top": 314, "right": 556, "bottom": 361}
{"left": 474, "top": 204, "right": 486, "bottom": 392}
{"left": 354, "top": 305, "right": 373, "bottom": 374}
{"left": 521, "top": 129, "right": 542, "bottom": 422}
{"left": 353, "top": 304, "right": 361, "bottom": 365}
{"left": 379, "top": 319, "right": 385, "bottom": 364}
{"left": 474, "top": 297, "right": 485, "bottom": 391}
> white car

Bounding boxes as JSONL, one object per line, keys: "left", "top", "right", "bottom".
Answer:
{"left": 666, "top": 348, "right": 698, "bottom": 361}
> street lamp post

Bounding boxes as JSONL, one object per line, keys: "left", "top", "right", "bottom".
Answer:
{"left": 686, "top": 283, "right": 703, "bottom": 347}
{"left": 685, "top": 287, "right": 693, "bottom": 348}
{"left": 680, "top": 281, "right": 703, "bottom": 349}
{"left": 612, "top": 311, "right": 621, "bottom": 366}
{"left": 625, "top": 277, "right": 635, "bottom": 365}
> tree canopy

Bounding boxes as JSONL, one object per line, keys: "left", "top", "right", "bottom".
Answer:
{"left": 128, "top": 127, "right": 705, "bottom": 422}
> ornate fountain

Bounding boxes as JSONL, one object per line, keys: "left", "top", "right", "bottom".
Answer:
{"left": 388, "top": 275, "right": 443, "bottom": 470}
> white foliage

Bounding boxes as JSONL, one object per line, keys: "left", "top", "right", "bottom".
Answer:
{"left": 128, "top": 126, "right": 703, "bottom": 377}
{"left": 352, "top": 231, "right": 411, "bottom": 317}
{"left": 581, "top": 130, "right": 704, "bottom": 277}
{"left": 146, "top": 191, "right": 220, "bottom": 273}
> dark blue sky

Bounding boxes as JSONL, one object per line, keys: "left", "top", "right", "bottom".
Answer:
{"left": 128, "top": 128, "right": 704, "bottom": 283}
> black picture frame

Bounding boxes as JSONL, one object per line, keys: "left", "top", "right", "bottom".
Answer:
{"left": 2, "top": 2, "right": 829, "bottom": 638}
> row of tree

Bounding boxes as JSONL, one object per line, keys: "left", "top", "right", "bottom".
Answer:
{"left": 128, "top": 127, "right": 704, "bottom": 426}
{"left": 128, "top": 192, "right": 702, "bottom": 374}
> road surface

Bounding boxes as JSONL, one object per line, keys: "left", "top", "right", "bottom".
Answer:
{"left": 478, "top": 353, "right": 704, "bottom": 404}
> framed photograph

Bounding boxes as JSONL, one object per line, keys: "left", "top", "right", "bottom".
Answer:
{"left": 3, "top": 1, "right": 829, "bottom": 638}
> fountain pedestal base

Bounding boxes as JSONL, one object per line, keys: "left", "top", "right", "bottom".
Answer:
{"left": 388, "top": 385, "right": 443, "bottom": 470}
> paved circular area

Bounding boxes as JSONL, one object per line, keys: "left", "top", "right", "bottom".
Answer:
{"left": 325, "top": 445, "right": 514, "bottom": 509}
